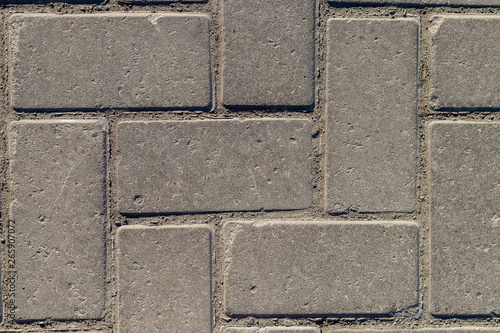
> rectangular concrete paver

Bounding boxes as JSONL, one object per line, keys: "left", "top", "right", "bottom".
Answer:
{"left": 265, "top": 329, "right": 320, "bottom": 333}
{"left": 325, "top": 329, "right": 500, "bottom": 333}
{"left": 326, "top": 18, "right": 418, "bottom": 213}
{"left": 222, "top": 328, "right": 319, "bottom": 333}
{"left": 117, "top": 225, "right": 212, "bottom": 333}
{"left": 131, "top": 0, "right": 205, "bottom": 3}
{"left": 223, "top": 220, "right": 419, "bottom": 317}
{"left": 328, "top": 0, "right": 500, "bottom": 5}
{"left": 9, "top": 13, "right": 211, "bottom": 110}
{"left": 9, "top": 120, "right": 107, "bottom": 321}
{"left": 429, "top": 121, "right": 500, "bottom": 315}
{"left": 117, "top": 119, "right": 312, "bottom": 214}
{"left": 222, "top": 0, "right": 315, "bottom": 107}
{"left": 6, "top": 0, "right": 103, "bottom": 3}
{"left": 430, "top": 15, "right": 500, "bottom": 110}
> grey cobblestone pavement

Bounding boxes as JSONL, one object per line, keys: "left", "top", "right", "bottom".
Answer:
{"left": 1, "top": 0, "right": 500, "bottom": 332}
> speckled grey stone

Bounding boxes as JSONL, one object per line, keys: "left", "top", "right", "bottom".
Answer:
{"left": 223, "top": 220, "right": 419, "bottom": 317}
{"left": 117, "top": 119, "right": 312, "bottom": 214}
{"left": 131, "top": 0, "right": 205, "bottom": 3}
{"left": 222, "top": 328, "right": 319, "bottom": 333}
{"left": 9, "top": 13, "right": 211, "bottom": 110}
{"left": 221, "top": 0, "right": 315, "bottom": 107}
{"left": 326, "top": 18, "right": 418, "bottom": 213}
{"left": 325, "top": 329, "right": 500, "bottom": 333}
{"left": 328, "top": 0, "right": 500, "bottom": 6}
{"left": 9, "top": 120, "right": 107, "bottom": 321}
{"left": 430, "top": 15, "right": 500, "bottom": 110}
{"left": 222, "top": 329, "right": 259, "bottom": 333}
{"left": 429, "top": 121, "right": 500, "bottom": 316}
{"left": 117, "top": 225, "right": 212, "bottom": 333}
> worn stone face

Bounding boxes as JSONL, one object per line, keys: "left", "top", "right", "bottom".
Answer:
{"left": 117, "top": 225, "right": 212, "bottom": 333}
{"left": 9, "top": 120, "right": 107, "bottom": 321}
{"left": 223, "top": 220, "right": 419, "bottom": 317}
{"left": 9, "top": 13, "right": 211, "bottom": 110}
{"left": 222, "top": 328, "right": 320, "bottom": 333}
{"left": 117, "top": 119, "right": 312, "bottom": 214}
{"left": 221, "top": 0, "right": 315, "bottom": 107}
{"left": 131, "top": 0, "right": 205, "bottom": 3}
{"left": 325, "top": 329, "right": 500, "bottom": 333}
{"left": 328, "top": 0, "right": 500, "bottom": 5}
{"left": 429, "top": 121, "right": 500, "bottom": 315}
{"left": 222, "top": 329, "right": 259, "bottom": 333}
{"left": 430, "top": 15, "right": 500, "bottom": 110}
{"left": 325, "top": 18, "right": 418, "bottom": 213}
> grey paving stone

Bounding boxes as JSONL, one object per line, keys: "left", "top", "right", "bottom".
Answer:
{"left": 221, "top": 0, "right": 315, "bottom": 107}
{"left": 4, "top": 0, "right": 103, "bottom": 4}
{"left": 429, "top": 121, "right": 500, "bottom": 316}
{"left": 325, "top": 18, "right": 418, "bottom": 213}
{"left": 325, "top": 329, "right": 500, "bottom": 333}
{"left": 223, "top": 220, "right": 419, "bottom": 317}
{"left": 430, "top": 15, "right": 500, "bottom": 110}
{"left": 222, "top": 328, "right": 319, "bottom": 333}
{"left": 265, "top": 329, "right": 320, "bottom": 333}
{"left": 9, "top": 13, "right": 211, "bottom": 110}
{"left": 328, "top": 0, "right": 500, "bottom": 5}
{"left": 117, "top": 119, "right": 312, "bottom": 214}
{"left": 9, "top": 120, "right": 107, "bottom": 321}
{"left": 132, "top": 0, "right": 205, "bottom": 3}
{"left": 117, "top": 225, "right": 212, "bottom": 333}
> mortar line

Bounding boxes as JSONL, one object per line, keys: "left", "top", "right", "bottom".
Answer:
{"left": 417, "top": 11, "right": 433, "bottom": 322}
{"left": 104, "top": 113, "right": 121, "bottom": 332}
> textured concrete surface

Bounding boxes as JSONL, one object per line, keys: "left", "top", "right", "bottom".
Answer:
{"left": 326, "top": 18, "right": 418, "bottom": 213}
{"left": 328, "top": 0, "right": 500, "bottom": 5}
{"left": 9, "top": 13, "right": 211, "bottom": 110}
{"left": 223, "top": 220, "right": 419, "bottom": 316}
{"left": 9, "top": 120, "right": 107, "bottom": 321}
{"left": 131, "top": 0, "right": 206, "bottom": 3}
{"left": 117, "top": 225, "right": 212, "bottom": 333}
{"left": 221, "top": 0, "right": 315, "bottom": 107}
{"left": 3, "top": 0, "right": 500, "bottom": 332}
{"left": 430, "top": 15, "right": 500, "bottom": 110}
{"left": 325, "top": 329, "right": 500, "bottom": 333}
{"left": 429, "top": 121, "right": 500, "bottom": 316}
{"left": 222, "top": 328, "right": 320, "bottom": 333}
{"left": 117, "top": 119, "right": 312, "bottom": 214}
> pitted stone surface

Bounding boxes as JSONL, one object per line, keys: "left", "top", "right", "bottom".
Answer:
{"left": 9, "top": 120, "right": 107, "bottom": 321}
{"left": 132, "top": 0, "right": 205, "bottom": 3}
{"left": 221, "top": 0, "right": 315, "bottom": 107}
{"left": 329, "top": 0, "right": 500, "bottom": 5}
{"left": 430, "top": 15, "right": 500, "bottom": 109}
{"left": 326, "top": 18, "right": 418, "bottom": 213}
{"left": 265, "top": 329, "right": 320, "bottom": 333}
{"left": 117, "top": 225, "right": 212, "bottom": 333}
{"left": 325, "top": 329, "right": 500, "bottom": 333}
{"left": 9, "top": 13, "right": 211, "bottom": 110}
{"left": 223, "top": 220, "right": 419, "bottom": 316}
{"left": 117, "top": 119, "right": 312, "bottom": 214}
{"left": 222, "top": 328, "right": 320, "bottom": 333}
{"left": 429, "top": 121, "right": 500, "bottom": 315}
